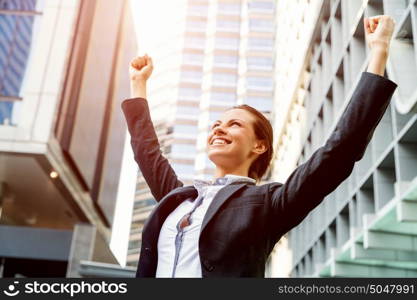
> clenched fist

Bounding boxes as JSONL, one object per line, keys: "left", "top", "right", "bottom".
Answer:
{"left": 129, "top": 54, "right": 153, "bottom": 83}
{"left": 364, "top": 15, "right": 396, "bottom": 51}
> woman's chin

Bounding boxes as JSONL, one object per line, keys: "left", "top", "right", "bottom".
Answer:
{"left": 208, "top": 148, "right": 232, "bottom": 161}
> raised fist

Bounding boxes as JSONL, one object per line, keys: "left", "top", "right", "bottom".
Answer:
{"left": 364, "top": 15, "right": 396, "bottom": 51}
{"left": 129, "top": 54, "right": 153, "bottom": 83}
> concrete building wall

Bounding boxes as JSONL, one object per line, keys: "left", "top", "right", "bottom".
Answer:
{"left": 269, "top": 0, "right": 417, "bottom": 277}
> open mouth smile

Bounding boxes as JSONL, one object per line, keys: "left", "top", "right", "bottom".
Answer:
{"left": 210, "top": 137, "right": 232, "bottom": 146}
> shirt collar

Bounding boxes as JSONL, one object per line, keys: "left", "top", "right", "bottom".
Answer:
{"left": 193, "top": 174, "right": 256, "bottom": 189}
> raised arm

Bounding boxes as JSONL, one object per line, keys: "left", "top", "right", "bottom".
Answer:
{"left": 268, "top": 15, "right": 398, "bottom": 238}
{"left": 121, "top": 55, "right": 183, "bottom": 202}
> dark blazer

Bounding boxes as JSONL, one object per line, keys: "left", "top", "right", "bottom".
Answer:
{"left": 121, "top": 72, "right": 397, "bottom": 278}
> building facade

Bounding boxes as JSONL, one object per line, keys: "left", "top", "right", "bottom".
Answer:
{"left": 269, "top": 0, "right": 417, "bottom": 277}
{"left": 265, "top": 0, "right": 323, "bottom": 277}
{"left": 0, "top": 0, "right": 136, "bottom": 277}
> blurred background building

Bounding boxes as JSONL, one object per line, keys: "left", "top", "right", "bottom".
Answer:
{"left": 0, "top": 0, "right": 137, "bottom": 277}
{"left": 265, "top": 0, "right": 323, "bottom": 277}
{"left": 268, "top": 0, "right": 417, "bottom": 277}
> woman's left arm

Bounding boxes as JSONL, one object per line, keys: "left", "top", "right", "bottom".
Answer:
{"left": 268, "top": 15, "right": 398, "bottom": 240}
{"left": 366, "top": 15, "right": 395, "bottom": 76}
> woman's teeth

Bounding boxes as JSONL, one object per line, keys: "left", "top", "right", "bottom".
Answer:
{"left": 212, "top": 139, "right": 228, "bottom": 145}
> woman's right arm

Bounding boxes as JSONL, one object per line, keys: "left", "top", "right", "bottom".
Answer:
{"left": 121, "top": 55, "right": 183, "bottom": 202}
{"left": 267, "top": 16, "right": 398, "bottom": 240}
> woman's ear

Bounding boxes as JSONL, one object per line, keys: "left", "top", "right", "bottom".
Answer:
{"left": 253, "top": 139, "right": 267, "bottom": 155}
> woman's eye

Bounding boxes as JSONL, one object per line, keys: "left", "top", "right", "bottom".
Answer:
{"left": 231, "top": 122, "right": 240, "bottom": 127}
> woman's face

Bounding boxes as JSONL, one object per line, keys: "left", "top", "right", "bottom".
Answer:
{"left": 206, "top": 108, "right": 264, "bottom": 168}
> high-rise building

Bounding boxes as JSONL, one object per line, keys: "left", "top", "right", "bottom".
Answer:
{"left": 265, "top": 0, "right": 323, "bottom": 277}
{"left": 0, "top": 0, "right": 137, "bottom": 277}
{"left": 126, "top": 0, "right": 277, "bottom": 268}
{"left": 269, "top": 0, "right": 417, "bottom": 277}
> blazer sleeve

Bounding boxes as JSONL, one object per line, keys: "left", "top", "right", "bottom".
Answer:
{"left": 121, "top": 97, "right": 183, "bottom": 202}
{"left": 268, "top": 72, "right": 398, "bottom": 240}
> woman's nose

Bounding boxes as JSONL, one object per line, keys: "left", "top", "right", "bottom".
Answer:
{"left": 213, "top": 124, "right": 227, "bottom": 135}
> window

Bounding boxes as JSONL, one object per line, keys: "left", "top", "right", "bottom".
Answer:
{"left": 0, "top": 0, "right": 40, "bottom": 125}
{"left": 249, "top": 19, "right": 275, "bottom": 32}
{"left": 212, "top": 73, "right": 237, "bottom": 86}
{"left": 247, "top": 56, "right": 274, "bottom": 70}
{"left": 218, "top": 2, "right": 241, "bottom": 15}
{"left": 213, "top": 55, "right": 238, "bottom": 67}
{"left": 171, "top": 163, "right": 195, "bottom": 175}
{"left": 216, "top": 19, "right": 240, "bottom": 32}
{"left": 247, "top": 76, "right": 274, "bottom": 90}
{"left": 215, "top": 37, "right": 239, "bottom": 50}
{"left": 183, "top": 53, "right": 204, "bottom": 64}
{"left": 209, "top": 111, "right": 223, "bottom": 122}
{"left": 178, "top": 87, "right": 201, "bottom": 101}
{"left": 133, "top": 198, "right": 155, "bottom": 210}
{"left": 186, "top": 20, "right": 206, "bottom": 32}
{"left": 248, "top": 37, "right": 274, "bottom": 51}
{"left": 244, "top": 96, "right": 272, "bottom": 112}
{"left": 128, "top": 240, "right": 140, "bottom": 250}
{"left": 173, "top": 124, "right": 198, "bottom": 135}
{"left": 171, "top": 144, "right": 197, "bottom": 157}
{"left": 181, "top": 70, "right": 203, "bottom": 82}
{"left": 184, "top": 36, "right": 205, "bottom": 49}
{"left": 188, "top": 4, "right": 208, "bottom": 16}
{"left": 176, "top": 105, "right": 200, "bottom": 115}
{"left": 248, "top": 1, "right": 275, "bottom": 12}
{"left": 210, "top": 92, "right": 236, "bottom": 103}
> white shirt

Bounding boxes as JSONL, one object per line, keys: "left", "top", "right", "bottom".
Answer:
{"left": 155, "top": 174, "right": 256, "bottom": 277}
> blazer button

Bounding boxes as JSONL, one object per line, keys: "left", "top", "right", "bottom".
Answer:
{"left": 144, "top": 247, "right": 151, "bottom": 252}
{"left": 203, "top": 260, "right": 214, "bottom": 272}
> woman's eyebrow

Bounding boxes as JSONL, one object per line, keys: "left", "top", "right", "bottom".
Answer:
{"left": 213, "top": 118, "right": 246, "bottom": 124}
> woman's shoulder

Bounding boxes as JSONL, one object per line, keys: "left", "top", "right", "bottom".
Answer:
{"left": 242, "top": 181, "right": 284, "bottom": 195}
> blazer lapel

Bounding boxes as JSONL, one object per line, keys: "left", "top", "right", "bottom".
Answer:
{"left": 142, "top": 186, "right": 198, "bottom": 243}
{"left": 200, "top": 183, "right": 247, "bottom": 235}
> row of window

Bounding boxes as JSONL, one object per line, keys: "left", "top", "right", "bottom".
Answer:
{"left": 187, "top": 1, "right": 275, "bottom": 15}
{"left": 179, "top": 72, "right": 273, "bottom": 89}
{"left": 186, "top": 19, "right": 275, "bottom": 33}
{"left": 175, "top": 99, "right": 271, "bottom": 119}
{"left": 182, "top": 54, "right": 273, "bottom": 69}
{"left": 184, "top": 36, "right": 274, "bottom": 51}
{"left": 171, "top": 162, "right": 195, "bottom": 175}
{"left": 0, "top": 0, "right": 38, "bottom": 125}
{"left": 178, "top": 82, "right": 274, "bottom": 102}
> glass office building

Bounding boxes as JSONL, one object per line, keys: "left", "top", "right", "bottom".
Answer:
{"left": 0, "top": 0, "right": 136, "bottom": 277}
{"left": 0, "top": 0, "right": 37, "bottom": 125}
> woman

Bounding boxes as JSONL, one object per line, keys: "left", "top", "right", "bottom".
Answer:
{"left": 122, "top": 16, "right": 398, "bottom": 277}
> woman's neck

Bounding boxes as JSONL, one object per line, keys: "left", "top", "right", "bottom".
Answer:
{"left": 214, "top": 166, "right": 250, "bottom": 179}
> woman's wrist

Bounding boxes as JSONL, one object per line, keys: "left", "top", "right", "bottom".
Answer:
{"left": 367, "top": 46, "right": 389, "bottom": 76}
{"left": 130, "top": 80, "right": 147, "bottom": 99}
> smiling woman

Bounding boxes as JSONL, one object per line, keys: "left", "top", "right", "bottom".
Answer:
{"left": 121, "top": 15, "right": 398, "bottom": 278}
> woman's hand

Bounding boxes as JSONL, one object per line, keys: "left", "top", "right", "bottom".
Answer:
{"left": 365, "top": 15, "right": 396, "bottom": 76}
{"left": 129, "top": 54, "right": 153, "bottom": 98}
{"left": 365, "top": 15, "right": 395, "bottom": 51}
{"left": 130, "top": 54, "right": 153, "bottom": 82}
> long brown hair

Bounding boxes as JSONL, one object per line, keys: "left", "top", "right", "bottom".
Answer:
{"left": 227, "top": 104, "right": 274, "bottom": 183}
